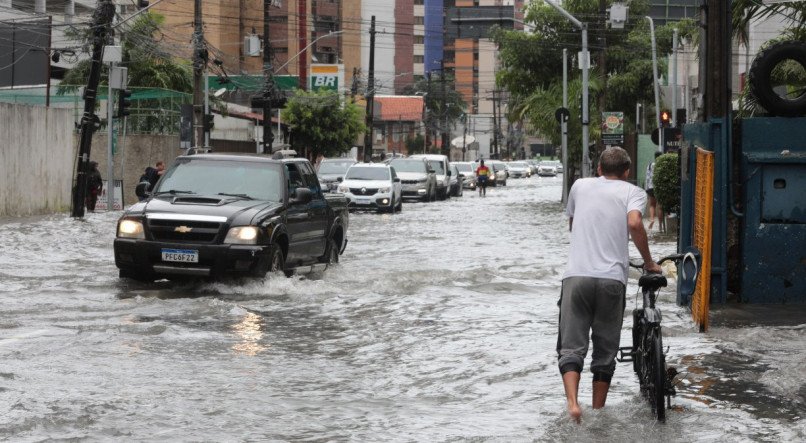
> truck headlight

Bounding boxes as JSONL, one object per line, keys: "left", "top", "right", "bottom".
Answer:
{"left": 224, "top": 226, "right": 259, "bottom": 245}
{"left": 118, "top": 220, "right": 144, "bottom": 239}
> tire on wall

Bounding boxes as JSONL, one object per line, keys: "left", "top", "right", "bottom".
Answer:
{"left": 749, "top": 40, "right": 806, "bottom": 117}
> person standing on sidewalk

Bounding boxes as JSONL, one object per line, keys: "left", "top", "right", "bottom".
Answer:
{"left": 645, "top": 152, "right": 664, "bottom": 230}
{"left": 85, "top": 161, "right": 103, "bottom": 212}
{"left": 556, "top": 147, "right": 662, "bottom": 422}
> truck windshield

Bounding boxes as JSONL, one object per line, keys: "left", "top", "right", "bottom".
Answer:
{"left": 156, "top": 159, "right": 284, "bottom": 202}
{"left": 345, "top": 167, "right": 390, "bottom": 181}
{"left": 319, "top": 161, "right": 355, "bottom": 174}
{"left": 427, "top": 160, "right": 445, "bottom": 174}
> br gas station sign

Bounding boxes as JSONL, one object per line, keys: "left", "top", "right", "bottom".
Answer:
{"left": 309, "top": 64, "right": 344, "bottom": 93}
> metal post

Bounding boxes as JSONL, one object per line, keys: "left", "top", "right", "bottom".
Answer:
{"left": 636, "top": 102, "right": 642, "bottom": 133}
{"left": 192, "top": 0, "right": 204, "bottom": 149}
{"left": 672, "top": 28, "right": 678, "bottom": 127}
{"left": 262, "top": 0, "right": 275, "bottom": 154}
{"left": 204, "top": 67, "right": 210, "bottom": 147}
{"left": 562, "top": 48, "right": 569, "bottom": 205}
{"left": 647, "top": 16, "right": 662, "bottom": 152}
{"left": 107, "top": 63, "right": 115, "bottom": 211}
{"left": 581, "top": 24, "right": 590, "bottom": 176}
{"left": 363, "top": 16, "right": 376, "bottom": 163}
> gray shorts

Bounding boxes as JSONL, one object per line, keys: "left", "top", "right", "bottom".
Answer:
{"left": 556, "top": 276, "right": 626, "bottom": 381}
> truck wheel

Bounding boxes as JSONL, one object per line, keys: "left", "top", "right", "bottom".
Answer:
{"left": 320, "top": 238, "right": 339, "bottom": 265}
{"left": 749, "top": 40, "right": 806, "bottom": 117}
{"left": 270, "top": 246, "right": 286, "bottom": 273}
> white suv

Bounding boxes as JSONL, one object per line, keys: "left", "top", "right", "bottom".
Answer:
{"left": 337, "top": 164, "right": 402, "bottom": 212}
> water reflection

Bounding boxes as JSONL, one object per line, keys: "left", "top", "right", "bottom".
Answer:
{"left": 232, "top": 312, "right": 267, "bottom": 356}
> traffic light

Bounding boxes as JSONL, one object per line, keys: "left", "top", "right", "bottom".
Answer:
{"left": 203, "top": 114, "right": 215, "bottom": 132}
{"left": 117, "top": 89, "right": 132, "bottom": 119}
{"left": 660, "top": 110, "right": 671, "bottom": 127}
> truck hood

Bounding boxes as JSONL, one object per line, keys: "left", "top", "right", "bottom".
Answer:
{"left": 125, "top": 196, "right": 284, "bottom": 226}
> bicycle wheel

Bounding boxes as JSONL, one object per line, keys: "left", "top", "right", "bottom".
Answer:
{"left": 647, "top": 326, "right": 667, "bottom": 421}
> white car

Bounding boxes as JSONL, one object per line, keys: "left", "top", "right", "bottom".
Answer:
{"left": 337, "top": 164, "right": 402, "bottom": 212}
{"left": 410, "top": 154, "right": 452, "bottom": 200}
{"left": 537, "top": 161, "right": 558, "bottom": 177}
{"left": 506, "top": 161, "right": 532, "bottom": 178}
{"left": 453, "top": 162, "right": 477, "bottom": 190}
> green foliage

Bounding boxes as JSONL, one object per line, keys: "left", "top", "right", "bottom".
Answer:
{"left": 733, "top": 0, "right": 806, "bottom": 42}
{"left": 491, "top": 0, "right": 696, "bottom": 175}
{"left": 405, "top": 134, "right": 425, "bottom": 155}
{"left": 653, "top": 153, "right": 680, "bottom": 214}
{"left": 58, "top": 12, "right": 192, "bottom": 95}
{"left": 401, "top": 76, "right": 466, "bottom": 135}
{"left": 281, "top": 90, "right": 366, "bottom": 158}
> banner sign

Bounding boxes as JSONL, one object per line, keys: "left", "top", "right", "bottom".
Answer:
{"left": 601, "top": 111, "right": 624, "bottom": 145}
{"left": 309, "top": 64, "right": 344, "bottom": 93}
{"left": 96, "top": 179, "right": 124, "bottom": 211}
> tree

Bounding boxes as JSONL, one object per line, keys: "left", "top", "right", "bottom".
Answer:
{"left": 58, "top": 12, "right": 192, "bottom": 94}
{"left": 405, "top": 134, "right": 425, "bottom": 155}
{"left": 281, "top": 90, "right": 366, "bottom": 159}
{"left": 491, "top": 1, "right": 695, "bottom": 176}
{"left": 653, "top": 153, "right": 680, "bottom": 214}
{"left": 401, "top": 75, "right": 466, "bottom": 150}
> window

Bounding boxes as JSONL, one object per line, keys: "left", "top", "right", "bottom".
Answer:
{"left": 414, "top": 55, "right": 424, "bottom": 64}
{"left": 414, "top": 36, "right": 424, "bottom": 45}
{"left": 414, "top": 16, "right": 424, "bottom": 25}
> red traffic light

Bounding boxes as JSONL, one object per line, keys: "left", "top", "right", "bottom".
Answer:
{"left": 660, "top": 110, "right": 671, "bottom": 127}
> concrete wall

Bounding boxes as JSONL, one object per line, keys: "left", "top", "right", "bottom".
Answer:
{"left": 0, "top": 102, "right": 75, "bottom": 216}
{"left": 89, "top": 134, "right": 181, "bottom": 208}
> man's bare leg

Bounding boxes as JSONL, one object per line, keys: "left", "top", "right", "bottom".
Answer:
{"left": 562, "top": 371, "right": 582, "bottom": 422}
{"left": 592, "top": 381, "right": 610, "bottom": 409}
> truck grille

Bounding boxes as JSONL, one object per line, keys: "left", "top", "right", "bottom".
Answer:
{"left": 349, "top": 188, "right": 378, "bottom": 195}
{"left": 147, "top": 219, "right": 223, "bottom": 244}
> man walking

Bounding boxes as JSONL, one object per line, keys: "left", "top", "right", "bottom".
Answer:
{"left": 557, "top": 147, "right": 661, "bottom": 421}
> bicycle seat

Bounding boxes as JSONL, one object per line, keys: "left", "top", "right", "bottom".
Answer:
{"left": 639, "top": 273, "right": 668, "bottom": 290}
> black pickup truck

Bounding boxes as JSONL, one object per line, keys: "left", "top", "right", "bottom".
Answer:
{"left": 114, "top": 154, "right": 349, "bottom": 281}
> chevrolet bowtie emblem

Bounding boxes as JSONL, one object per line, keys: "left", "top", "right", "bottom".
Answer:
{"left": 175, "top": 225, "right": 193, "bottom": 233}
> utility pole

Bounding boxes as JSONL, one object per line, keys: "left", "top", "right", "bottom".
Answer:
{"left": 497, "top": 90, "right": 504, "bottom": 159}
{"left": 262, "top": 0, "right": 275, "bottom": 154}
{"left": 192, "top": 0, "right": 205, "bottom": 149}
{"left": 671, "top": 27, "right": 678, "bottom": 127}
{"left": 440, "top": 58, "right": 449, "bottom": 158}
{"left": 363, "top": 16, "right": 376, "bottom": 163}
{"left": 492, "top": 89, "right": 499, "bottom": 159}
{"left": 562, "top": 48, "right": 569, "bottom": 206}
{"left": 70, "top": 0, "right": 115, "bottom": 218}
{"left": 425, "top": 73, "right": 432, "bottom": 152}
{"left": 648, "top": 16, "right": 662, "bottom": 152}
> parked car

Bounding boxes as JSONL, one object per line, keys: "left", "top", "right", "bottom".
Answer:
{"left": 507, "top": 161, "right": 532, "bottom": 178}
{"left": 114, "top": 154, "right": 348, "bottom": 282}
{"left": 337, "top": 163, "right": 402, "bottom": 213}
{"left": 317, "top": 158, "right": 357, "bottom": 192}
{"left": 454, "top": 162, "right": 477, "bottom": 190}
{"left": 448, "top": 163, "right": 464, "bottom": 197}
{"left": 410, "top": 154, "right": 452, "bottom": 200}
{"left": 537, "top": 161, "right": 559, "bottom": 177}
{"left": 389, "top": 158, "right": 437, "bottom": 202}
{"left": 525, "top": 159, "right": 540, "bottom": 175}
{"left": 487, "top": 160, "right": 508, "bottom": 186}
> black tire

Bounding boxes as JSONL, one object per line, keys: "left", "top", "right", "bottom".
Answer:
{"left": 647, "top": 327, "right": 667, "bottom": 422}
{"left": 632, "top": 310, "right": 643, "bottom": 374}
{"left": 396, "top": 195, "right": 403, "bottom": 212}
{"left": 749, "top": 40, "right": 806, "bottom": 117}
{"left": 269, "top": 246, "right": 286, "bottom": 273}
{"left": 320, "top": 238, "right": 339, "bottom": 265}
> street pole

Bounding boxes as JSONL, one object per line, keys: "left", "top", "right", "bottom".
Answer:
{"left": 647, "top": 16, "right": 662, "bottom": 153}
{"left": 545, "top": 1, "right": 589, "bottom": 177}
{"left": 672, "top": 28, "right": 678, "bottom": 127}
{"left": 462, "top": 115, "right": 468, "bottom": 162}
{"left": 192, "top": 0, "right": 205, "bottom": 149}
{"left": 492, "top": 89, "right": 498, "bottom": 159}
{"left": 204, "top": 67, "right": 210, "bottom": 147}
{"left": 562, "top": 48, "right": 569, "bottom": 206}
{"left": 440, "top": 58, "right": 448, "bottom": 158}
{"left": 107, "top": 62, "right": 115, "bottom": 211}
{"left": 636, "top": 102, "right": 642, "bottom": 133}
{"left": 71, "top": 0, "right": 115, "bottom": 218}
{"left": 262, "top": 0, "right": 275, "bottom": 154}
{"left": 363, "top": 16, "right": 376, "bottom": 163}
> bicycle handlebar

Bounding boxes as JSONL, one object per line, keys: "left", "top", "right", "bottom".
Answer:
{"left": 629, "top": 253, "right": 687, "bottom": 270}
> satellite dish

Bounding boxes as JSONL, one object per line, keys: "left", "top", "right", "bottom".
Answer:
{"left": 213, "top": 87, "right": 227, "bottom": 98}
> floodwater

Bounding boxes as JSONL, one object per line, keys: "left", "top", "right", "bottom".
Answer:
{"left": 0, "top": 178, "right": 803, "bottom": 441}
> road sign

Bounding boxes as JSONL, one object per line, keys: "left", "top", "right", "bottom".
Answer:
{"left": 309, "top": 64, "right": 344, "bottom": 93}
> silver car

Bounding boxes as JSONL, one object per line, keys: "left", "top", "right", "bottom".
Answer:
{"left": 389, "top": 158, "right": 437, "bottom": 202}
{"left": 318, "top": 158, "right": 357, "bottom": 192}
{"left": 453, "top": 162, "right": 477, "bottom": 190}
{"left": 507, "top": 161, "right": 532, "bottom": 178}
{"left": 410, "top": 154, "right": 451, "bottom": 200}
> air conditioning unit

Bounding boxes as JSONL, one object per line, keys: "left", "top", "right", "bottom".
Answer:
{"left": 244, "top": 35, "right": 260, "bottom": 57}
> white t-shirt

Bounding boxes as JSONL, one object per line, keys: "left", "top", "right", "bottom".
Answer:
{"left": 563, "top": 176, "right": 647, "bottom": 285}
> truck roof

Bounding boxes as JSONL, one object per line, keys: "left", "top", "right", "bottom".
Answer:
{"left": 175, "top": 153, "right": 312, "bottom": 165}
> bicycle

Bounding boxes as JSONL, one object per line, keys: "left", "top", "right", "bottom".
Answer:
{"left": 617, "top": 248, "right": 701, "bottom": 422}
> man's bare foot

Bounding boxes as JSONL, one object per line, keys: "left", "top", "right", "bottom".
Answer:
{"left": 568, "top": 402, "right": 582, "bottom": 423}
{"left": 648, "top": 220, "right": 655, "bottom": 230}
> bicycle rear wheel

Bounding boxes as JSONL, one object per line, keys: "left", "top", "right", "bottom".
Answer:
{"left": 648, "top": 326, "right": 667, "bottom": 422}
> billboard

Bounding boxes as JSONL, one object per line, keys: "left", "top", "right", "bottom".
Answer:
{"left": 309, "top": 64, "right": 344, "bottom": 93}
{"left": 601, "top": 112, "right": 625, "bottom": 146}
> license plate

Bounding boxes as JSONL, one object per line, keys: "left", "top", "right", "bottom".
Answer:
{"left": 161, "top": 248, "right": 199, "bottom": 263}
{"left": 354, "top": 197, "right": 371, "bottom": 205}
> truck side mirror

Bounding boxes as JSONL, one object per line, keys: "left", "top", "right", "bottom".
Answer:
{"left": 447, "top": 170, "right": 452, "bottom": 176}
{"left": 291, "top": 187, "right": 313, "bottom": 204}
{"left": 393, "top": 177, "right": 401, "bottom": 183}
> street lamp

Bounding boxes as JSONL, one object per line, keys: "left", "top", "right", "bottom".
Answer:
{"left": 545, "top": 1, "right": 590, "bottom": 177}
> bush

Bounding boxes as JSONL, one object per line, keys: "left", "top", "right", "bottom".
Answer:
{"left": 653, "top": 153, "right": 680, "bottom": 214}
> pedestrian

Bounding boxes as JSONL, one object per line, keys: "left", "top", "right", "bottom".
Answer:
{"left": 135, "top": 161, "right": 165, "bottom": 201}
{"left": 645, "top": 152, "right": 664, "bottom": 231}
{"left": 85, "top": 161, "right": 103, "bottom": 212}
{"left": 557, "top": 147, "right": 661, "bottom": 422}
{"left": 475, "top": 159, "right": 490, "bottom": 197}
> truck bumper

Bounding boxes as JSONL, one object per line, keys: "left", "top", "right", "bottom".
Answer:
{"left": 114, "top": 238, "right": 272, "bottom": 278}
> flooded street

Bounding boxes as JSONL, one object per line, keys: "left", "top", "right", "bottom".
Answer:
{"left": 1, "top": 178, "right": 803, "bottom": 441}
